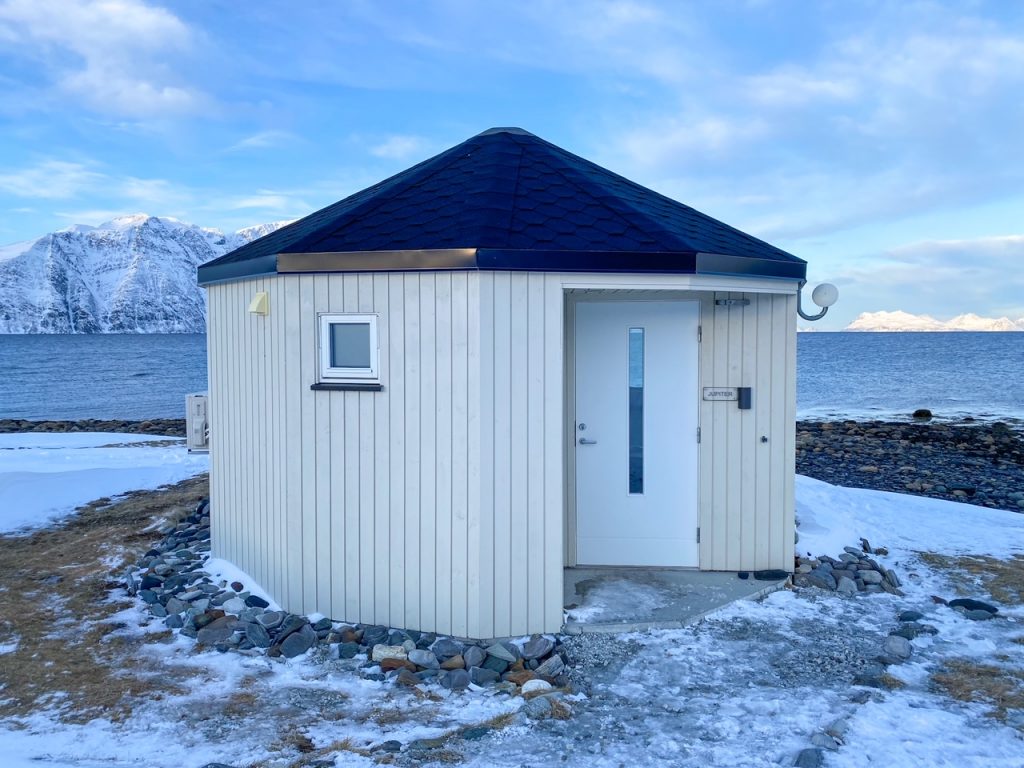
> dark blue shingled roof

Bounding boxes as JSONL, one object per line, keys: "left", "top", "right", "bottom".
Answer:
{"left": 198, "top": 127, "right": 806, "bottom": 285}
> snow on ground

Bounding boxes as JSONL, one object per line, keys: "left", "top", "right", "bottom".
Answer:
{"left": 0, "top": 432, "right": 208, "bottom": 533}
{"left": 1, "top": 443, "right": 1022, "bottom": 766}
{"left": 796, "top": 474, "right": 1024, "bottom": 560}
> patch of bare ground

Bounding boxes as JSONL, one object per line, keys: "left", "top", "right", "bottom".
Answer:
{"left": 0, "top": 474, "right": 208, "bottom": 723}
{"left": 932, "top": 660, "right": 1024, "bottom": 727}
{"left": 917, "top": 552, "right": 1024, "bottom": 729}
{"left": 918, "top": 553, "right": 1024, "bottom": 605}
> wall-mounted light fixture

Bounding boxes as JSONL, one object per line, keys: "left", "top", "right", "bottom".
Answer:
{"left": 797, "top": 281, "right": 838, "bottom": 321}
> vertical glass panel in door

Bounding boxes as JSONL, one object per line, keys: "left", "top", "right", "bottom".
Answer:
{"left": 628, "top": 328, "right": 644, "bottom": 494}
{"left": 330, "top": 323, "right": 372, "bottom": 368}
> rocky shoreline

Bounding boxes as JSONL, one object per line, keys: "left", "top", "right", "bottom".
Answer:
{"left": 4, "top": 416, "right": 1022, "bottom": 512}
{"left": 0, "top": 418, "right": 186, "bottom": 437}
{"left": 797, "top": 419, "right": 1024, "bottom": 512}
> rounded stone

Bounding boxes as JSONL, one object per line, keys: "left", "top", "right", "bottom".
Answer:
{"left": 463, "top": 645, "right": 486, "bottom": 669}
{"left": 245, "top": 621, "right": 272, "bottom": 648}
{"left": 469, "top": 666, "right": 500, "bottom": 685}
{"left": 836, "top": 577, "right": 858, "bottom": 597}
{"left": 408, "top": 649, "right": 439, "bottom": 669}
{"left": 371, "top": 644, "right": 408, "bottom": 662}
{"left": 440, "top": 669, "right": 470, "bottom": 691}
{"left": 485, "top": 642, "right": 517, "bottom": 663}
{"left": 431, "top": 638, "right": 464, "bottom": 660}
{"left": 521, "top": 679, "right": 553, "bottom": 694}
{"left": 256, "top": 610, "right": 285, "bottom": 630}
{"left": 882, "top": 635, "right": 913, "bottom": 661}
{"left": 521, "top": 636, "right": 555, "bottom": 660}
{"left": 280, "top": 624, "right": 317, "bottom": 658}
{"left": 948, "top": 598, "right": 998, "bottom": 615}
{"left": 524, "top": 696, "right": 553, "bottom": 719}
{"left": 337, "top": 642, "right": 361, "bottom": 659}
{"left": 222, "top": 597, "right": 247, "bottom": 614}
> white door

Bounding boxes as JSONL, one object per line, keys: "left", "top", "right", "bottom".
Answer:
{"left": 575, "top": 300, "right": 700, "bottom": 566}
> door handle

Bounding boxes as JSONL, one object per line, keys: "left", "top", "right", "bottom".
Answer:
{"left": 578, "top": 438, "right": 598, "bottom": 445}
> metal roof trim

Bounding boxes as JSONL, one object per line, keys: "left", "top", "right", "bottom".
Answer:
{"left": 197, "top": 253, "right": 279, "bottom": 286}
{"left": 277, "top": 248, "right": 479, "bottom": 273}
{"left": 198, "top": 247, "right": 806, "bottom": 281}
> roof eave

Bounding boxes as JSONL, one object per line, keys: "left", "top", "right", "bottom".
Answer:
{"left": 197, "top": 252, "right": 278, "bottom": 286}
{"left": 199, "top": 247, "right": 807, "bottom": 284}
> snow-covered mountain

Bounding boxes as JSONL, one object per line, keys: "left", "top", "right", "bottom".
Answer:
{"left": 846, "top": 310, "right": 1024, "bottom": 332}
{"left": 0, "top": 215, "right": 291, "bottom": 333}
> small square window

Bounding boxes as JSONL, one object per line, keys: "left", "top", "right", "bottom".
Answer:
{"left": 318, "top": 313, "right": 379, "bottom": 381}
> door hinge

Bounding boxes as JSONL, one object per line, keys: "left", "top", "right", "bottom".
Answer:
{"left": 696, "top": 527, "right": 701, "bottom": 544}
{"left": 696, "top": 426, "right": 701, "bottom": 443}
{"left": 697, "top": 325, "right": 702, "bottom": 343}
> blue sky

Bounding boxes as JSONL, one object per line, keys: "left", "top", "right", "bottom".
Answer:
{"left": 1, "top": 0, "right": 1023, "bottom": 328}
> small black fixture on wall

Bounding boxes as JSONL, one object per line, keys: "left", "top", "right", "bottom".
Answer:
{"left": 737, "top": 387, "right": 752, "bottom": 410}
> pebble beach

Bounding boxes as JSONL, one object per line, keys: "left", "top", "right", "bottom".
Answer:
{"left": 797, "top": 419, "right": 1024, "bottom": 512}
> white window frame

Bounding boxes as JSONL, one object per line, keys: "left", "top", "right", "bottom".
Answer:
{"left": 317, "top": 313, "right": 379, "bottom": 382}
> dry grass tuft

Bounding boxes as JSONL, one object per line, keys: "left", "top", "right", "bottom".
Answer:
{"left": 262, "top": 736, "right": 374, "bottom": 768}
{"left": 878, "top": 673, "right": 906, "bottom": 690}
{"left": 918, "top": 553, "right": 1024, "bottom": 605}
{"left": 932, "top": 659, "right": 1024, "bottom": 725}
{"left": 477, "top": 711, "right": 518, "bottom": 731}
{"left": 369, "top": 706, "right": 413, "bottom": 726}
{"left": 0, "top": 475, "right": 208, "bottom": 722}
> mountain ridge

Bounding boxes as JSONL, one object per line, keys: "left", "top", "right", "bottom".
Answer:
{"left": 0, "top": 215, "right": 290, "bottom": 333}
{"left": 845, "top": 310, "right": 1024, "bottom": 332}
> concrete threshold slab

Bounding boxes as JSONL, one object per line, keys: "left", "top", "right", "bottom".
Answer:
{"left": 561, "top": 567, "right": 789, "bottom": 635}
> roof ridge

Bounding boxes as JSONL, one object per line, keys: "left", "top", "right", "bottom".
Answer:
{"left": 507, "top": 132, "right": 690, "bottom": 251}
{"left": 523, "top": 133, "right": 800, "bottom": 262}
{"left": 281, "top": 141, "right": 477, "bottom": 255}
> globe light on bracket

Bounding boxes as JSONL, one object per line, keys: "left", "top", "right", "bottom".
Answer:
{"left": 797, "top": 281, "right": 839, "bottom": 321}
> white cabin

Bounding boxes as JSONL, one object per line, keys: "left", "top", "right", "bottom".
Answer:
{"left": 198, "top": 127, "right": 806, "bottom": 639}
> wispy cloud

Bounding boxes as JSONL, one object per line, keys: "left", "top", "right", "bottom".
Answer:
{"left": 0, "top": 160, "right": 104, "bottom": 198}
{"left": 833, "top": 235, "right": 1024, "bottom": 321}
{"left": 0, "top": 158, "right": 193, "bottom": 226}
{"left": 225, "top": 191, "right": 312, "bottom": 213}
{"left": 369, "top": 135, "right": 432, "bottom": 161}
{"left": 0, "top": 0, "right": 205, "bottom": 117}
{"left": 605, "top": 6, "right": 1024, "bottom": 245}
{"left": 226, "top": 130, "right": 296, "bottom": 152}
{"left": 52, "top": 209, "right": 139, "bottom": 227}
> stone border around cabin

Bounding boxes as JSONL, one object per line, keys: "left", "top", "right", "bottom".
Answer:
{"left": 126, "top": 499, "right": 574, "bottom": 706}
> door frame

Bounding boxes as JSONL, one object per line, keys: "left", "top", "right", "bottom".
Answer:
{"left": 563, "top": 289, "right": 704, "bottom": 568}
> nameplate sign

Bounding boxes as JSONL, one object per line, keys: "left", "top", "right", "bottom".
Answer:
{"left": 702, "top": 387, "right": 738, "bottom": 401}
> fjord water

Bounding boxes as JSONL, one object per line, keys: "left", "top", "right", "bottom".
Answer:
{"left": 798, "top": 332, "right": 1024, "bottom": 422}
{"left": 0, "top": 332, "right": 1022, "bottom": 422}
{"left": 0, "top": 334, "right": 207, "bottom": 420}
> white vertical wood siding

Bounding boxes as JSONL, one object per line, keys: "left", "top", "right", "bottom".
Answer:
{"left": 697, "top": 291, "right": 796, "bottom": 571}
{"left": 207, "top": 271, "right": 795, "bottom": 639}
{"left": 207, "top": 271, "right": 564, "bottom": 638}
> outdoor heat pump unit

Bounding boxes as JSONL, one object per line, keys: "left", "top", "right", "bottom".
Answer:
{"left": 186, "top": 393, "right": 210, "bottom": 453}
